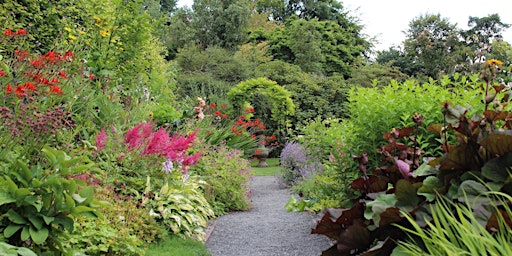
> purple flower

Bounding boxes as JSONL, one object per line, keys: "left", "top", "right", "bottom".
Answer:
{"left": 162, "top": 158, "right": 173, "bottom": 173}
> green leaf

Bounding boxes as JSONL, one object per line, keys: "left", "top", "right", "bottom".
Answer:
{"left": 16, "top": 247, "right": 37, "bottom": 256}
{"left": 42, "top": 215, "right": 55, "bottom": 225}
{"left": 53, "top": 217, "right": 74, "bottom": 233}
{"left": 78, "top": 186, "right": 94, "bottom": 204}
{"left": 413, "top": 163, "right": 438, "bottom": 177}
{"left": 71, "top": 193, "right": 87, "bottom": 203}
{"left": 365, "top": 194, "right": 398, "bottom": 226}
{"left": 4, "top": 224, "right": 22, "bottom": 238}
{"left": 481, "top": 152, "right": 512, "bottom": 183}
{"left": 0, "top": 191, "right": 16, "bottom": 206}
{"left": 7, "top": 209, "right": 27, "bottom": 224}
{"left": 28, "top": 215, "right": 43, "bottom": 230}
{"left": 29, "top": 226, "right": 48, "bottom": 245}
{"left": 457, "top": 180, "right": 489, "bottom": 203}
{"left": 417, "top": 176, "right": 443, "bottom": 201}
{"left": 20, "top": 226, "right": 30, "bottom": 241}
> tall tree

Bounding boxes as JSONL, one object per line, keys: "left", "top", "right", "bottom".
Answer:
{"left": 463, "top": 14, "right": 511, "bottom": 63}
{"left": 403, "top": 13, "right": 465, "bottom": 78}
{"left": 268, "top": 18, "right": 367, "bottom": 77}
{"left": 192, "top": 0, "right": 251, "bottom": 49}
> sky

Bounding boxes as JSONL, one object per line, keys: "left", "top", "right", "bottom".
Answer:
{"left": 176, "top": 0, "right": 512, "bottom": 51}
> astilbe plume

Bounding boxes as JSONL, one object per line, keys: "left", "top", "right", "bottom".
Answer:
{"left": 124, "top": 121, "right": 201, "bottom": 171}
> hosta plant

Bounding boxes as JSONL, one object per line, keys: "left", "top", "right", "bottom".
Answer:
{"left": 141, "top": 176, "right": 214, "bottom": 242}
{"left": 0, "top": 146, "right": 101, "bottom": 255}
{"left": 312, "top": 60, "right": 512, "bottom": 255}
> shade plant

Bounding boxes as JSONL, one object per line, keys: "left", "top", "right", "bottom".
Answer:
{"left": 0, "top": 146, "right": 102, "bottom": 255}
{"left": 311, "top": 60, "right": 512, "bottom": 255}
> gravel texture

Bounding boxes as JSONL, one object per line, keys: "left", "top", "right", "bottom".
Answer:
{"left": 206, "top": 176, "right": 332, "bottom": 256}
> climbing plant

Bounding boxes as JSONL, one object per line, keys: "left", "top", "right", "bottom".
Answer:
{"left": 227, "top": 77, "right": 295, "bottom": 137}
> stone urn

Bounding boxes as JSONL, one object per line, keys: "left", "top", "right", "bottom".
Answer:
{"left": 254, "top": 146, "right": 270, "bottom": 167}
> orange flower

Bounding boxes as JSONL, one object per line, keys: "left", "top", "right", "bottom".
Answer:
{"left": 24, "top": 82, "right": 36, "bottom": 91}
{"left": 5, "top": 84, "right": 13, "bottom": 94}
{"left": 15, "top": 85, "right": 26, "bottom": 97}
{"left": 221, "top": 103, "right": 227, "bottom": 109}
{"left": 50, "top": 85, "right": 63, "bottom": 94}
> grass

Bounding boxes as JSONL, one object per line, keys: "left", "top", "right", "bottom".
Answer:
{"left": 145, "top": 236, "right": 211, "bottom": 256}
{"left": 250, "top": 157, "right": 281, "bottom": 176}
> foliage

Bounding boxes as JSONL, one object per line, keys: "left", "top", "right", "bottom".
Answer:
{"left": 0, "top": 0, "right": 90, "bottom": 53}
{"left": 346, "top": 63, "right": 409, "bottom": 88}
{"left": 151, "top": 104, "right": 183, "bottom": 128}
{"left": 192, "top": 0, "right": 251, "bottom": 49}
{"left": 346, "top": 75, "right": 483, "bottom": 169}
{"left": 185, "top": 99, "right": 259, "bottom": 157}
{"left": 175, "top": 45, "right": 250, "bottom": 103}
{"left": 64, "top": 181, "right": 167, "bottom": 255}
{"left": 189, "top": 143, "right": 252, "bottom": 216}
{"left": 228, "top": 77, "right": 295, "bottom": 136}
{"left": 0, "top": 146, "right": 101, "bottom": 254}
{"left": 267, "top": 17, "right": 366, "bottom": 77}
{"left": 394, "top": 192, "right": 512, "bottom": 256}
{"left": 0, "top": 242, "right": 36, "bottom": 256}
{"left": 141, "top": 176, "right": 215, "bottom": 241}
{"left": 311, "top": 61, "right": 512, "bottom": 254}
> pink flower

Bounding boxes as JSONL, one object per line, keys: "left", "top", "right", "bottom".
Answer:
{"left": 395, "top": 158, "right": 412, "bottom": 180}
{"left": 95, "top": 127, "right": 108, "bottom": 153}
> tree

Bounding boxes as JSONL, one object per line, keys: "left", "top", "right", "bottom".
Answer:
{"left": 463, "top": 14, "right": 511, "bottom": 64}
{"left": 375, "top": 46, "right": 423, "bottom": 77}
{"left": 267, "top": 18, "right": 366, "bottom": 77}
{"left": 192, "top": 0, "right": 251, "bottom": 49}
{"left": 403, "top": 13, "right": 466, "bottom": 78}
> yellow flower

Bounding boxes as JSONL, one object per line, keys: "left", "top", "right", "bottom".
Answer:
{"left": 486, "top": 59, "right": 503, "bottom": 67}
{"left": 68, "top": 34, "right": 77, "bottom": 41}
{"left": 79, "top": 30, "right": 86, "bottom": 35}
{"left": 93, "top": 16, "right": 102, "bottom": 22}
{"left": 99, "top": 29, "right": 110, "bottom": 37}
{"left": 64, "top": 27, "right": 72, "bottom": 33}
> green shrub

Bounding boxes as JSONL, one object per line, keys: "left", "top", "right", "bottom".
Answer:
{"left": 190, "top": 143, "right": 252, "bottom": 216}
{"left": 346, "top": 75, "right": 483, "bottom": 168}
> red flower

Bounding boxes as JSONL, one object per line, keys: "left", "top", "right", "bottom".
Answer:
{"left": 15, "top": 85, "right": 26, "bottom": 97}
{"left": 58, "top": 70, "right": 67, "bottom": 78}
{"left": 222, "top": 114, "right": 228, "bottom": 119}
{"left": 214, "top": 111, "right": 222, "bottom": 116}
{"left": 89, "top": 72, "right": 95, "bottom": 79}
{"left": 50, "top": 78, "right": 59, "bottom": 84}
{"left": 210, "top": 103, "right": 217, "bottom": 108}
{"left": 4, "top": 28, "right": 14, "bottom": 36}
{"left": 50, "top": 85, "right": 63, "bottom": 94}
{"left": 5, "top": 84, "right": 13, "bottom": 94}
{"left": 221, "top": 103, "right": 227, "bottom": 109}
{"left": 254, "top": 149, "right": 261, "bottom": 154}
{"left": 15, "top": 28, "right": 27, "bottom": 35}
{"left": 24, "top": 82, "right": 36, "bottom": 91}
{"left": 0, "top": 70, "right": 5, "bottom": 77}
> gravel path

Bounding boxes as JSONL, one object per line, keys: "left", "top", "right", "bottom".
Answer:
{"left": 206, "top": 176, "right": 332, "bottom": 256}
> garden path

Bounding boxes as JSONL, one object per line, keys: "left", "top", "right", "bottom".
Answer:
{"left": 205, "top": 176, "right": 332, "bottom": 256}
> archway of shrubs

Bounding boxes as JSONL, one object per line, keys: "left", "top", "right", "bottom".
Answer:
{"left": 227, "top": 77, "right": 295, "bottom": 136}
